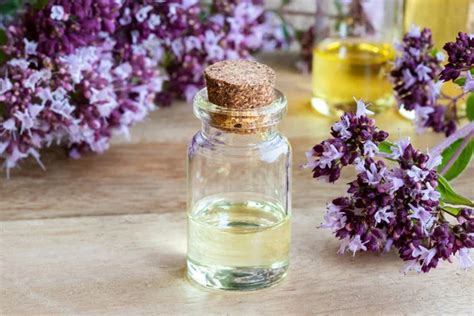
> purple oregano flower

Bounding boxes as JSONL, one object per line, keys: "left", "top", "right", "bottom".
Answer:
{"left": 391, "top": 27, "right": 474, "bottom": 136}
{"left": 0, "top": 0, "right": 288, "bottom": 175}
{"left": 0, "top": 1, "right": 167, "bottom": 176}
{"left": 440, "top": 32, "right": 474, "bottom": 81}
{"left": 304, "top": 99, "right": 388, "bottom": 183}
{"left": 305, "top": 100, "right": 473, "bottom": 273}
{"left": 22, "top": 0, "right": 121, "bottom": 56}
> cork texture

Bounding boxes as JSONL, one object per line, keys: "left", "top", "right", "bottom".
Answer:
{"left": 204, "top": 60, "right": 276, "bottom": 109}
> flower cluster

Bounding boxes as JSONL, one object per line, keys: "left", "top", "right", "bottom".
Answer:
{"left": 306, "top": 101, "right": 473, "bottom": 273}
{"left": 304, "top": 100, "right": 388, "bottom": 182}
{"left": 390, "top": 26, "right": 456, "bottom": 136}
{"left": 0, "top": 1, "right": 166, "bottom": 176}
{"left": 0, "top": 0, "right": 287, "bottom": 175}
{"left": 154, "top": 0, "right": 288, "bottom": 104}
{"left": 23, "top": 0, "right": 121, "bottom": 55}
{"left": 391, "top": 27, "right": 474, "bottom": 136}
{"left": 440, "top": 32, "right": 474, "bottom": 81}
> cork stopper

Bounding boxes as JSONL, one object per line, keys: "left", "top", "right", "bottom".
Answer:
{"left": 204, "top": 60, "right": 276, "bottom": 109}
{"left": 203, "top": 60, "right": 277, "bottom": 133}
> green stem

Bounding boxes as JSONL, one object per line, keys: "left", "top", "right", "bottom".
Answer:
{"left": 271, "top": 8, "right": 316, "bottom": 17}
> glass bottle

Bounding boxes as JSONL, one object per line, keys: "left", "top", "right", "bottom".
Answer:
{"left": 186, "top": 88, "right": 291, "bottom": 291}
{"left": 311, "top": 0, "right": 404, "bottom": 117}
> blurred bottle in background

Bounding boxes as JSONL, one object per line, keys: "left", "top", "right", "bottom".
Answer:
{"left": 404, "top": 0, "right": 474, "bottom": 49}
{"left": 311, "top": 0, "right": 404, "bottom": 117}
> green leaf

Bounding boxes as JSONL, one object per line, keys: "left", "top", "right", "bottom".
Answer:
{"left": 198, "top": 11, "right": 207, "bottom": 22}
{"left": 437, "top": 137, "right": 474, "bottom": 180}
{"left": 441, "top": 206, "right": 463, "bottom": 217}
{"left": 0, "top": 29, "right": 7, "bottom": 46}
{"left": 0, "top": 29, "right": 7, "bottom": 66}
{"left": 443, "top": 139, "right": 474, "bottom": 181}
{"left": 282, "top": 23, "right": 292, "bottom": 43}
{"left": 0, "top": 50, "right": 7, "bottom": 66}
{"left": 33, "top": 0, "right": 49, "bottom": 10}
{"left": 0, "top": 1, "right": 20, "bottom": 15}
{"left": 454, "top": 78, "right": 466, "bottom": 87}
{"left": 0, "top": 103, "right": 6, "bottom": 119}
{"left": 467, "top": 93, "right": 474, "bottom": 121}
{"left": 437, "top": 175, "right": 474, "bottom": 207}
{"left": 294, "top": 30, "right": 304, "bottom": 41}
{"left": 378, "top": 141, "right": 394, "bottom": 154}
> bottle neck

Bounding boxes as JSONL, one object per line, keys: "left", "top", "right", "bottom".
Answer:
{"left": 201, "top": 123, "right": 279, "bottom": 146}
{"left": 193, "top": 88, "right": 287, "bottom": 145}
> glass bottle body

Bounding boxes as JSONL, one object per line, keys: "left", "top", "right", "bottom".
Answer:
{"left": 186, "top": 89, "right": 291, "bottom": 291}
{"left": 312, "top": 0, "right": 403, "bottom": 116}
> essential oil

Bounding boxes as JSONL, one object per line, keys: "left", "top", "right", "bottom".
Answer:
{"left": 312, "top": 39, "right": 395, "bottom": 116}
{"left": 187, "top": 194, "right": 290, "bottom": 290}
{"left": 187, "top": 60, "right": 291, "bottom": 290}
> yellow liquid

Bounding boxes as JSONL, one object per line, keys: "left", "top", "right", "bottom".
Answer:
{"left": 312, "top": 40, "right": 395, "bottom": 116}
{"left": 187, "top": 194, "right": 290, "bottom": 290}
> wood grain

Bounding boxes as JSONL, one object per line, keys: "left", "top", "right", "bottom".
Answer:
{"left": 0, "top": 55, "right": 473, "bottom": 314}
{"left": 1, "top": 210, "right": 473, "bottom": 315}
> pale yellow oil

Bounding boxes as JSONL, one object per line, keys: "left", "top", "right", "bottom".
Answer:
{"left": 312, "top": 40, "right": 395, "bottom": 116}
{"left": 187, "top": 194, "right": 290, "bottom": 290}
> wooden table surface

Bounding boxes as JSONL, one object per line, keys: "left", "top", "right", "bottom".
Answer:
{"left": 1, "top": 55, "right": 473, "bottom": 315}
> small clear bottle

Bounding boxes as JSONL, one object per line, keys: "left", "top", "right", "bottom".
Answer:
{"left": 186, "top": 84, "right": 291, "bottom": 290}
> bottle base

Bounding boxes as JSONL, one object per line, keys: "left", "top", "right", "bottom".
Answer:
{"left": 398, "top": 105, "right": 415, "bottom": 120}
{"left": 311, "top": 95, "right": 394, "bottom": 117}
{"left": 186, "top": 259, "right": 289, "bottom": 291}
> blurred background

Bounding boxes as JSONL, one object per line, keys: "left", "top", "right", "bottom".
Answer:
{"left": 0, "top": 0, "right": 473, "bottom": 173}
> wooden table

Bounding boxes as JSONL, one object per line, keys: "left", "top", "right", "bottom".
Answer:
{"left": 1, "top": 55, "right": 473, "bottom": 315}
